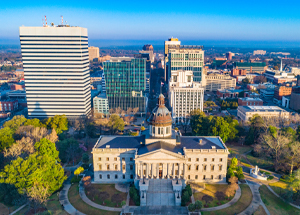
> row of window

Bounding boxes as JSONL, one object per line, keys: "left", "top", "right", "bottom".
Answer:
{"left": 98, "top": 164, "right": 134, "bottom": 171}
{"left": 188, "top": 175, "right": 222, "bottom": 180}
{"left": 188, "top": 158, "right": 223, "bottom": 162}
{"left": 99, "top": 174, "right": 134, "bottom": 180}
{"left": 98, "top": 157, "right": 133, "bottom": 162}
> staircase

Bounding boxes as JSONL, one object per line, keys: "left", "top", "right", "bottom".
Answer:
{"left": 146, "top": 179, "right": 175, "bottom": 206}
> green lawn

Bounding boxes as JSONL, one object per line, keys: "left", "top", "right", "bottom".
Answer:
{"left": 68, "top": 183, "right": 119, "bottom": 215}
{"left": 193, "top": 184, "right": 232, "bottom": 207}
{"left": 0, "top": 201, "right": 19, "bottom": 215}
{"left": 228, "top": 145, "right": 252, "bottom": 155}
{"left": 246, "top": 155, "right": 274, "bottom": 169}
{"left": 269, "top": 181, "right": 289, "bottom": 196}
{"left": 46, "top": 192, "right": 68, "bottom": 215}
{"left": 201, "top": 184, "right": 252, "bottom": 215}
{"left": 260, "top": 185, "right": 300, "bottom": 215}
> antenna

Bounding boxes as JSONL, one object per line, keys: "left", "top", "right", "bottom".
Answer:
{"left": 45, "top": 15, "right": 47, "bottom": 27}
{"left": 42, "top": 18, "right": 44, "bottom": 27}
{"left": 61, "top": 16, "right": 63, "bottom": 25}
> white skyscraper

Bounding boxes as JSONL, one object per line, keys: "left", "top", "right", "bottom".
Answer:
{"left": 19, "top": 25, "right": 91, "bottom": 118}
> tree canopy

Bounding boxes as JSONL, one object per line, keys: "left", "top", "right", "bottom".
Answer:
{"left": 34, "top": 138, "right": 60, "bottom": 162}
{"left": 0, "top": 127, "right": 15, "bottom": 152}
{"left": 44, "top": 115, "right": 68, "bottom": 134}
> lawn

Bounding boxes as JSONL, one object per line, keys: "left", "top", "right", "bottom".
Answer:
{"left": 246, "top": 155, "right": 274, "bottom": 169}
{"left": 228, "top": 145, "right": 252, "bottom": 155}
{"left": 269, "top": 181, "right": 289, "bottom": 196}
{"left": 46, "top": 192, "right": 68, "bottom": 215}
{"left": 0, "top": 201, "right": 19, "bottom": 215}
{"left": 253, "top": 205, "right": 267, "bottom": 215}
{"left": 259, "top": 185, "right": 300, "bottom": 215}
{"left": 201, "top": 184, "right": 252, "bottom": 215}
{"left": 193, "top": 184, "right": 232, "bottom": 207}
{"left": 68, "top": 183, "right": 119, "bottom": 215}
{"left": 85, "top": 184, "right": 127, "bottom": 208}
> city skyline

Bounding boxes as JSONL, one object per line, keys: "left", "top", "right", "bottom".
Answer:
{"left": 1, "top": 0, "right": 300, "bottom": 47}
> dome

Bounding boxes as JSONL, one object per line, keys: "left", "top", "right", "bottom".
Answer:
{"left": 149, "top": 94, "right": 172, "bottom": 126}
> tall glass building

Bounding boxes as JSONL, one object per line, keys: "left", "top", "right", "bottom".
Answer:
{"left": 103, "top": 57, "right": 146, "bottom": 114}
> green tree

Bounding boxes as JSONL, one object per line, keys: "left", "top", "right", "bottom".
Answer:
{"left": 0, "top": 127, "right": 15, "bottom": 152}
{"left": 190, "top": 109, "right": 209, "bottom": 136}
{"left": 34, "top": 138, "right": 60, "bottom": 161}
{"left": 44, "top": 115, "right": 68, "bottom": 134}
{"left": 194, "top": 200, "right": 203, "bottom": 210}
{"left": 24, "top": 118, "right": 43, "bottom": 128}
{"left": 3, "top": 115, "right": 27, "bottom": 132}
{"left": 230, "top": 157, "right": 238, "bottom": 169}
{"left": 82, "top": 153, "right": 89, "bottom": 164}
{"left": 209, "top": 117, "right": 231, "bottom": 143}
{"left": 245, "top": 115, "right": 266, "bottom": 145}
{"left": 108, "top": 114, "right": 125, "bottom": 134}
{"left": 188, "top": 203, "right": 195, "bottom": 212}
{"left": 56, "top": 138, "right": 80, "bottom": 163}
{"left": 86, "top": 122, "right": 97, "bottom": 138}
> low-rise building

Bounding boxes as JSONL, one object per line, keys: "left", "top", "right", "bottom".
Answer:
{"left": 247, "top": 82, "right": 275, "bottom": 91}
{"left": 237, "top": 106, "right": 289, "bottom": 122}
{"left": 202, "top": 73, "right": 236, "bottom": 91}
{"left": 93, "top": 93, "right": 109, "bottom": 115}
{"left": 260, "top": 89, "right": 275, "bottom": 98}
{"left": 7, "top": 90, "right": 26, "bottom": 100}
{"left": 231, "top": 68, "right": 247, "bottom": 76}
{"left": 0, "top": 100, "right": 18, "bottom": 112}
{"left": 282, "top": 96, "right": 290, "bottom": 109}
{"left": 233, "top": 62, "right": 267, "bottom": 73}
{"left": 216, "top": 88, "right": 243, "bottom": 99}
{"left": 238, "top": 97, "right": 263, "bottom": 106}
{"left": 244, "top": 92, "right": 260, "bottom": 98}
{"left": 273, "top": 86, "right": 292, "bottom": 105}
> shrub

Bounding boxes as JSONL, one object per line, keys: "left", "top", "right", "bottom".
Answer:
{"left": 186, "top": 184, "right": 192, "bottom": 197}
{"left": 202, "top": 195, "right": 213, "bottom": 206}
{"left": 195, "top": 200, "right": 203, "bottom": 210}
{"left": 181, "top": 190, "right": 190, "bottom": 206}
{"left": 71, "top": 176, "right": 82, "bottom": 183}
{"left": 267, "top": 176, "right": 274, "bottom": 180}
{"left": 188, "top": 203, "right": 196, "bottom": 212}
{"left": 82, "top": 153, "right": 89, "bottom": 163}
{"left": 121, "top": 200, "right": 126, "bottom": 207}
{"left": 129, "top": 185, "right": 140, "bottom": 206}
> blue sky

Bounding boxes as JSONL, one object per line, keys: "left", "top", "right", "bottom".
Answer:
{"left": 1, "top": 0, "right": 300, "bottom": 46}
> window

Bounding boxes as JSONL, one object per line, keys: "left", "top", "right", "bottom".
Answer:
{"left": 204, "top": 165, "right": 207, "bottom": 171}
{"left": 98, "top": 157, "right": 101, "bottom": 161}
{"left": 196, "top": 158, "right": 199, "bottom": 162}
{"left": 99, "top": 174, "right": 102, "bottom": 179}
{"left": 219, "top": 175, "right": 222, "bottom": 179}
{"left": 114, "top": 157, "right": 117, "bottom": 161}
{"left": 188, "top": 158, "right": 191, "bottom": 162}
{"left": 107, "top": 165, "right": 110, "bottom": 170}
{"left": 99, "top": 165, "right": 102, "bottom": 170}
{"left": 130, "top": 158, "right": 133, "bottom": 161}
{"left": 115, "top": 174, "right": 118, "bottom": 179}
{"left": 203, "top": 175, "right": 206, "bottom": 179}
{"left": 219, "top": 165, "right": 222, "bottom": 171}
{"left": 211, "top": 175, "right": 213, "bottom": 179}
{"left": 106, "top": 157, "right": 109, "bottom": 161}
{"left": 115, "top": 165, "right": 118, "bottom": 170}
{"left": 122, "top": 158, "right": 125, "bottom": 161}
{"left": 188, "top": 165, "right": 191, "bottom": 170}
{"left": 107, "top": 174, "right": 110, "bottom": 179}
{"left": 153, "top": 128, "right": 155, "bottom": 134}
{"left": 130, "top": 175, "right": 134, "bottom": 179}
{"left": 123, "top": 175, "right": 125, "bottom": 179}
{"left": 212, "top": 158, "right": 215, "bottom": 162}
{"left": 195, "top": 175, "right": 198, "bottom": 179}
{"left": 188, "top": 175, "right": 190, "bottom": 179}
{"left": 220, "top": 158, "right": 223, "bottom": 162}
{"left": 130, "top": 165, "right": 133, "bottom": 170}
{"left": 204, "top": 158, "right": 207, "bottom": 162}
{"left": 158, "top": 128, "right": 161, "bottom": 135}
{"left": 211, "top": 165, "right": 214, "bottom": 171}
{"left": 122, "top": 165, "right": 126, "bottom": 170}
{"left": 196, "top": 165, "right": 199, "bottom": 171}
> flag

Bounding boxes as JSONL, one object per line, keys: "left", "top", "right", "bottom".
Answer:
{"left": 161, "top": 82, "right": 164, "bottom": 86}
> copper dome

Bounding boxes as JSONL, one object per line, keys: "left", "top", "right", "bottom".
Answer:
{"left": 149, "top": 94, "right": 172, "bottom": 126}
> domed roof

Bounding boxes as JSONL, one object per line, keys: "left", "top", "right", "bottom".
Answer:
{"left": 149, "top": 94, "right": 172, "bottom": 126}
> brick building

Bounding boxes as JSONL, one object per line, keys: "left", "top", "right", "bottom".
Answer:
{"left": 216, "top": 89, "right": 243, "bottom": 99}
{"left": 273, "top": 86, "right": 292, "bottom": 104}
{"left": 238, "top": 97, "right": 263, "bottom": 106}
{"left": 10, "top": 83, "right": 25, "bottom": 90}
{"left": 231, "top": 68, "right": 247, "bottom": 76}
{"left": 0, "top": 100, "right": 18, "bottom": 112}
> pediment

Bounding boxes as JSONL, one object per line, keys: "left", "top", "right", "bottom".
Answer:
{"left": 136, "top": 149, "right": 184, "bottom": 161}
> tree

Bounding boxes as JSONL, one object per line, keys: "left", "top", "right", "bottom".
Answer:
{"left": 0, "top": 127, "right": 15, "bottom": 152}
{"left": 226, "top": 177, "right": 238, "bottom": 197}
{"left": 209, "top": 117, "right": 231, "bottom": 143}
{"left": 57, "top": 138, "right": 80, "bottom": 164}
{"left": 28, "top": 183, "right": 50, "bottom": 214}
{"left": 202, "top": 195, "right": 213, "bottom": 206}
{"left": 74, "top": 166, "right": 84, "bottom": 178}
{"left": 188, "top": 203, "right": 195, "bottom": 212}
{"left": 194, "top": 200, "right": 203, "bottom": 210}
{"left": 186, "top": 184, "right": 192, "bottom": 197}
{"left": 140, "top": 126, "right": 145, "bottom": 131}
{"left": 24, "top": 118, "right": 43, "bottom": 128}
{"left": 108, "top": 114, "right": 125, "bottom": 134}
{"left": 284, "top": 141, "right": 300, "bottom": 175}
{"left": 245, "top": 115, "right": 266, "bottom": 145}
{"left": 3, "top": 115, "right": 27, "bottom": 132}
{"left": 254, "top": 76, "right": 267, "bottom": 84}
{"left": 44, "top": 115, "right": 68, "bottom": 134}
{"left": 34, "top": 138, "right": 60, "bottom": 161}
{"left": 242, "top": 78, "right": 250, "bottom": 85}
{"left": 230, "top": 157, "right": 238, "bottom": 169}
{"left": 82, "top": 153, "right": 89, "bottom": 164}
{"left": 215, "top": 191, "right": 225, "bottom": 203}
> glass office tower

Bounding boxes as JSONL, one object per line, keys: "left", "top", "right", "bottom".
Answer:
{"left": 103, "top": 57, "right": 146, "bottom": 114}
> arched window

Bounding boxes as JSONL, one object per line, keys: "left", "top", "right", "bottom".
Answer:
{"left": 211, "top": 165, "right": 214, "bottom": 171}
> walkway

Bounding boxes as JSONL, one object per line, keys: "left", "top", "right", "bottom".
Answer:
{"left": 79, "top": 182, "right": 122, "bottom": 212}
{"left": 201, "top": 185, "right": 241, "bottom": 211}
{"left": 121, "top": 206, "right": 188, "bottom": 215}
{"left": 59, "top": 183, "right": 85, "bottom": 215}
{"left": 146, "top": 179, "right": 175, "bottom": 206}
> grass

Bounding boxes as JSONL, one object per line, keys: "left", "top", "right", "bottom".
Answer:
{"left": 228, "top": 145, "right": 252, "bottom": 155}
{"left": 68, "top": 183, "right": 119, "bottom": 215}
{"left": 246, "top": 155, "right": 274, "bottom": 169}
{"left": 269, "top": 181, "right": 289, "bottom": 196}
{"left": 253, "top": 205, "right": 267, "bottom": 215}
{"left": 260, "top": 185, "right": 300, "bottom": 215}
{"left": 201, "top": 184, "right": 252, "bottom": 215}
{"left": 0, "top": 201, "right": 19, "bottom": 215}
{"left": 85, "top": 184, "right": 127, "bottom": 208}
{"left": 46, "top": 192, "right": 68, "bottom": 215}
{"left": 193, "top": 184, "right": 232, "bottom": 207}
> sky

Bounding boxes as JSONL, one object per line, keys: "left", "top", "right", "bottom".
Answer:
{"left": 1, "top": 0, "right": 300, "bottom": 47}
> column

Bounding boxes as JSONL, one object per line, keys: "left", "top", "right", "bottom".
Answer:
{"left": 167, "top": 163, "right": 170, "bottom": 178}
{"left": 183, "top": 163, "right": 186, "bottom": 179}
{"left": 151, "top": 163, "right": 154, "bottom": 178}
{"left": 135, "top": 163, "right": 138, "bottom": 179}
{"left": 146, "top": 163, "right": 149, "bottom": 179}
{"left": 140, "top": 162, "right": 143, "bottom": 179}
{"left": 178, "top": 163, "right": 181, "bottom": 179}
{"left": 156, "top": 163, "right": 159, "bottom": 179}
{"left": 172, "top": 163, "right": 175, "bottom": 179}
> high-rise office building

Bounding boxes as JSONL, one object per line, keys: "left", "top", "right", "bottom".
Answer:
{"left": 19, "top": 25, "right": 91, "bottom": 118}
{"left": 103, "top": 57, "right": 146, "bottom": 115}
{"left": 88, "top": 46, "right": 100, "bottom": 61}
{"left": 164, "top": 38, "right": 181, "bottom": 82}
{"left": 169, "top": 70, "right": 204, "bottom": 123}
{"left": 168, "top": 45, "right": 204, "bottom": 83}
{"left": 134, "top": 53, "right": 151, "bottom": 93}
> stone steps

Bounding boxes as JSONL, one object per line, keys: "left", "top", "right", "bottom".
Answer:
{"left": 146, "top": 179, "right": 175, "bottom": 206}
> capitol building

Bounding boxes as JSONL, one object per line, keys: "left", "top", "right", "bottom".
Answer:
{"left": 92, "top": 94, "right": 229, "bottom": 185}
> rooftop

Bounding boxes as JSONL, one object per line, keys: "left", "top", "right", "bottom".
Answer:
{"left": 239, "top": 106, "right": 287, "bottom": 112}
{"left": 239, "top": 97, "right": 263, "bottom": 101}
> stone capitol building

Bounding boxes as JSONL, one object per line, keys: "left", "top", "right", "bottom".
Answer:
{"left": 92, "top": 94, "right": 229, "bottom": 206}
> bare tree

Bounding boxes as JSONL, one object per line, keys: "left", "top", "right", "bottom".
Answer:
{"left": 28, "top": 183, "right": 50, "bottom": 214}
{"left": 126, "top": 107, "right": 133, "bottom": 115}
{"left": 285, "top": 141, "right": 300, "bottom": 175}
{"left": 66, "top": 144, "right": 79, "bottom": 165}
{"left": 132, "top": 107, "right": 139, "bottom": 115}
{"left": 226, "top": 176, "right": 238, "bottom": 197}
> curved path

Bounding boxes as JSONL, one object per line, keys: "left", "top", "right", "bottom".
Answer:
{"left": 79, "top": 182, "right": 122, "bottom": 212}
{"left": 201, "top": 185, "right": 242, "bottom": 211}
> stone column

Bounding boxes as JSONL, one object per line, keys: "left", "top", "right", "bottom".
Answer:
{"left": 183, "top": 163, "right": 186, "bottom": 179}
{"left": 146, "top": 163, "right": 149, "bottom": 179}
{"left": 135, "top": 163, "right": 138, "bottom": 179}
{"left": 167, "top": 163, "right": 170, "bottom": 178}
{"left": 156, "top": 163, "right": 159, "bottom": 179}
{"left": 178, "top": 163, "right": 180, "bottom": 178}
{"left": 172, "top": 163, "right": 175, "bottom": 178}
{"left": 140, "top": 162, "right": 143, "bottom": 179}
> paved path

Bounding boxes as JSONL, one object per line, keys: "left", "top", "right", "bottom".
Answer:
{"left": 10, "top": 204, "right": 27, "bottom": 215}
{"left": 201, "top": 185, "right": 242, "bottom": 211}
{"left": 121, "top": 206, "right": 188, "bottom": 215}
{"left": 146, "top": 179, "right": 175, "bottom": 206}
{"left": 238, "top": 182, "right": 262, "bottom": 215}
{"left": 79, "top": 182, "right": 122, "bottom": 212}
{"left": 115, "top": 183, "right": 129, "bottom": 193}
{"left": 59, "top": 184, "right": 85, "bottom": 215}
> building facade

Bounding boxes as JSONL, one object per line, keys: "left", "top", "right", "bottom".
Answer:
{"left": 93, "top": 93, "right": 109, "bottom": 114}
{"left": 19, "top": 26, "right": 91, "bottom": 118}
{"left": 238, "top": 98, "right": 263, "bottom": 106}
{"left": 217, "top": 89, "right": 243, "bottom": 99}
{"left": 202, "top": 73, "right": 236, "bottom": 91}
{"left": 103, "top": 57, "right": 146, "bottom": 115}
{"left": 237, "top": 106, "right": 289, "bottom": 122}
{"left": 88, "top": 46, "right": 99, "bottom": 61}
{"left": 169, "top": 71, "right": 204, "bottom": 123}
{"left": 273, "top": 86, "right": 292, "bottom": 104}
{"left": 0, "top": 100, "right": 18, "bottom": 112}
{"left": 164, "top": 38, "right": 181, "bottom": 82}
{"left": 234, "top": 62, "right": 267, "bottom": 73}
{"left": 168, "top": 45, "right": 204, "bottom": 83}
{"left": 92, "top": 95, "right": 229, "bottom": 185}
